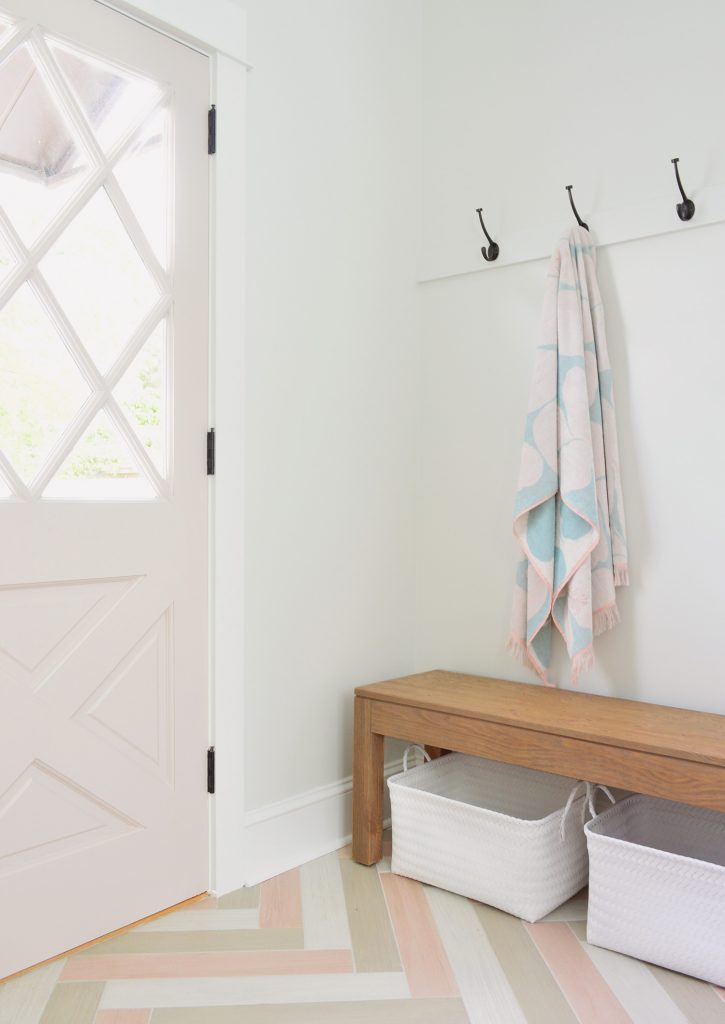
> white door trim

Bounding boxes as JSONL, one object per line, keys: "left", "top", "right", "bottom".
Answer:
{"left": 91, "top": 0, "right": 249, "bottom": 894}
{"left": 94, "top": 0, "right": 251, "bottom": 65}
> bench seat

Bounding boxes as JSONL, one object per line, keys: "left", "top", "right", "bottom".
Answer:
{"left": 351, "top": 670, "right": 725, "bottom": 865}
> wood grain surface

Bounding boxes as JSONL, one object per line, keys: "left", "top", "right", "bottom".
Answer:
{"left": 355, "top": 671, "right": 725, "bottom": 766}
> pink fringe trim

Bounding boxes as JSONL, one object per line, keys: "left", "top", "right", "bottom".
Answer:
{"left": 506, "top": 634, "right": 530, "bottom": 667}
{"left": 614, "top": 563, "right": 629, "bottom": 587}
{"left": 570, "top": 644, "right": 594, "bottom": 685}
{"left": 506, "top": 635, "right": 554, "bottom": 687}
{"left": 510, "top": 559, "right": 629, "bottom": 687}
{"left": 593, "top": 602, "right": 620, "bottom": 637}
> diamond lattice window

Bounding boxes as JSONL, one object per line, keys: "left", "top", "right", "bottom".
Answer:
{"left": 0, "top": 14, "right": 171, "bottom": 500}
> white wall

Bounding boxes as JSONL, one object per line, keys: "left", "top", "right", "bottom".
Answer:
{"left": 219, "top": 0, "right": 725, "bottom": 887}
{"left": 416, "top": 0, "right": 725, "bottom": 711}
{"left": 230, "top": 0, "right": 421, "bottom": 878}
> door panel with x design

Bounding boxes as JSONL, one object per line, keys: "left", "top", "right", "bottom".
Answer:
{"left": 0, "top": 0, "right": 209, "bottom": 979}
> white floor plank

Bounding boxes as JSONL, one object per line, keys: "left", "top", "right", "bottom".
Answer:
{"left": 300, "top": 852, "right": 352, "bottom": 950}
{"left": 424, "top": 886, "right": 527, "bottom": 1024}
{"left": 100, "top": 973, "right": 410, "bottom": 1009}
{"left": 138, "top": 910, "right": 260, "bottom": 932}
{"left": 0, "top": 960, "right": 66, "bottom": 1024}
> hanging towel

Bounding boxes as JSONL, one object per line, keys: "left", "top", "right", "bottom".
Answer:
{"left": 507, "top": 226, "right": 628, "bottom": 686}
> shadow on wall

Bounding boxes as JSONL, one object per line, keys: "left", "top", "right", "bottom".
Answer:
{"left": 592, "top": 248, "right": 645, "bottom": 700}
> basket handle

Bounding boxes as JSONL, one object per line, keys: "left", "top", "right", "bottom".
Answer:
{"left": 560, "top": 781, "right": 616, "bottom": 839}
{"left": 586, "top": 782, "right": 616, "bottom": 819}
{"left": 402, "top": 745, "right": 432, "bottom": 772}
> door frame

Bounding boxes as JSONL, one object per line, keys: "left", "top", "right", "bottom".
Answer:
{"left": 92, "top": 0, "right": 249, "bottom": 896}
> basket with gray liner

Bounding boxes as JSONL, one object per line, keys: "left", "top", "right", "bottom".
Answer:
{"left": 585, "top": 794, "right": 725, "bottom": 986}
{"left": 388, "top": 748, "right": 596, "bottom": 922}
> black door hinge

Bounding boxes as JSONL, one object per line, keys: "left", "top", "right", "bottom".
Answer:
{"left": 207, "top": 428, "right": 215, "bottom": 475}
{"left": 208, "top": 105, "right": 217, "bottom": 155}
{"left": 207, "top": 746, "right": 215, "bottom": 794}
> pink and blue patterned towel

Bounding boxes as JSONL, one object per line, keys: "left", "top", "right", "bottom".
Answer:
{"left": 508, "top": 227, "right": 628, "bottom": 685}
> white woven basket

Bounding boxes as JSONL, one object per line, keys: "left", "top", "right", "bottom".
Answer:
{"left": 585, "top": 795, "right": 725, "bottom": 986}
{"left": 388, "top": 749, "right": 592, "bottom": 922}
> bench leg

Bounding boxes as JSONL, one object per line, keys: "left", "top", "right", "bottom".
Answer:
{"left": 352, "top": 696, "right": 384, "bottom": 865}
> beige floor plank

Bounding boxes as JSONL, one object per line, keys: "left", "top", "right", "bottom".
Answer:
{"left": 339, "top": 860, "right": 402, "bottom": 973}
{"left": 216, "top": 886, "right": 261, "bottom": 910}
{"left": 0, "top": 959, "right": 66, "bottom": 1024}
{"left": 138, "top": 910, "right": 259, "bottom": 932}
{"left": 77, "top": 929, "right": 302, "bottom": 955}
{"left": 647, "top": 963, "right": 725, "bottom": 1024}
{"left": 539, "top": 898, "right": 588, "bottom": 922}
{"left": 151, "top": 997, "right": 469, "bottom": 1023}
{"left": 95, "top": 1012, "right": 151, "bottom": 1023}
{"left": 473, "top": 903, "right": 578, "bottom": 1024}
{"left": 38, "top": 982, "right": 104, "bottom": 1024}
{"left": 300, "top": 851, "right": 352, "bottom": 950}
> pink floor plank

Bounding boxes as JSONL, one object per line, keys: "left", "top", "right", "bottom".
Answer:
{"left": 380, "top": 873, "right": 457, "bottom": 998}
{"left": 716, "top": 988, "right": 725, "bottom": 1002}
{"left": 259, "top": 868, "right": 303, "bottom": 929}
{"left": 62, "top": 949, "right": 354, "bottom": 981}
{"left": 95, "top": 1012, "right": 151, "bottom": 1023}
{"left": 525, "top": 922, "right": 633, "bottom": 1024}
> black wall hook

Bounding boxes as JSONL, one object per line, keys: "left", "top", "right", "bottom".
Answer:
{"left": 671, "top": 158, "right": 695, "bottom": 221}
{"left": 565, "top": 185, "right": 589, "bottom": 231}
{"left": 475, "top": 208, "right": 500, "bottom": 262}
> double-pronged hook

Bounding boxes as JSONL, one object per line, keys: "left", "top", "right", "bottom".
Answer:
{"left": 475, "top": 208, "right": 500, "bottom": 262}
{"left": 671, "top": 158, "right": 695, "bottom": 221}
{"left": 472, "top": 161, "right": 695, "bottom": 264}
{"left": 565, "top": 185, "right": 589, "bottom": 231}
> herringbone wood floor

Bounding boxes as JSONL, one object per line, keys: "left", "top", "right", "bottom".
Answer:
{"left": 2, "top": 835, "right": 724, "bottom": 1023}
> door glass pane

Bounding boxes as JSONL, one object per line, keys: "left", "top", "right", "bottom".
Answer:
{"left": 49, "top": 40, "right": 162, "bottom": 154}
{"left": 44, "top": 408, "right": 155, "bottom": 499}
{"left": 114, "top": 321, "right": 166, "bottom": 473}
{"left": 0, "top": 44, "right": 91, "bottom": 246}
{"left": 1, "top": 27, "right": 172, "bottom": 501}
{"left": 0, "top": 283, "right": 90, "bottom": 483}
{"left": 0, "top": 232, "right": 14, "bottom": 284}
{"left": 113, "top": 107, "right": 170, "bottom": 267}
{"left": 39, "top": 187, "right": 160, "bottom": 373}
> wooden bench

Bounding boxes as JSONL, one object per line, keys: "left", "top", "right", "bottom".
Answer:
{"left": 352, "top": 669, "right": 725, "bottom": 865}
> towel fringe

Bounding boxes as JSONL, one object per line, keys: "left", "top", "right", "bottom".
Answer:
{"left": 506, "top": 634, "right": 532, "bottom": 668}
{"left": 593, "top": 603, "right": 620, "bottom": 637}
{"left": 614, "top": 564, "right": 629, "bottom": 587}
{"left": 506, "top": 635, "right": 555, "bottom": 687}
{"left": 570, "top": 645, "right": 595, "bottom": 685}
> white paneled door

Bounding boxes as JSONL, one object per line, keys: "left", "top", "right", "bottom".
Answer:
{"left": 0, "top": 0, "right": 209, "bottom": 977}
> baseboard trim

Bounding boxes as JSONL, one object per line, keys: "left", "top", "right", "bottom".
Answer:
{"left": 235, "top": 758, "right": 404, "bottom": 888}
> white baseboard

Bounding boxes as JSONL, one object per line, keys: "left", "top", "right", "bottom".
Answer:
{"left": 231, "top": 758, "right": 404, "bottom": 889}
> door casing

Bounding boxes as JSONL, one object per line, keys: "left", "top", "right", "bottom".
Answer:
{"left": 93, "top": 0, "right": 249, "bottom": 897}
